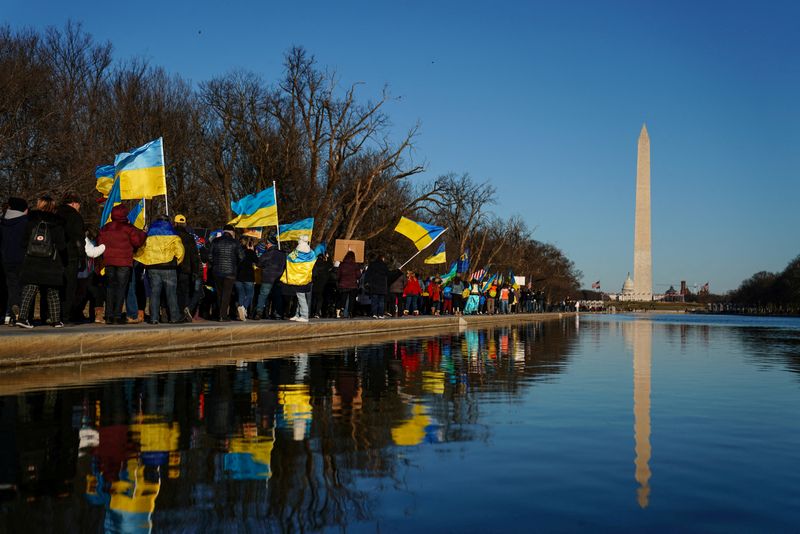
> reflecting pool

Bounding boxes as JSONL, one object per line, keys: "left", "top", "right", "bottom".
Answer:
{"left": 0, "top": 314, "right": 799, "bottom": 532}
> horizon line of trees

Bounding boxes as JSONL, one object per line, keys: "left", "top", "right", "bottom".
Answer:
{"left": 725, "top": 254, "right": 800, "bottom": 314}
{"left": 0, "top": 22, "right": 581, "bottom": 302}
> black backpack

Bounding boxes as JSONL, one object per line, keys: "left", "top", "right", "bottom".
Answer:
{"left": 27, "top": 221, "right": 56, "bottom": 259}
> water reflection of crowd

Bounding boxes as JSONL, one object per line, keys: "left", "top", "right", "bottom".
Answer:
{"left": 0, "top": 321, "right": 577, "bottom": 532}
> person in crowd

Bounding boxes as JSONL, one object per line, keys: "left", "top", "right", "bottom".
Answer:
{"left": 253, "top": 233, "right": 286, "bottom": 320}
{"left": 133, "top": 215, "right": 185, "bottom": 324}
{"left": 81, "top": 226, "right": 106, "bottom": 323}
{"left": 364, "top": 253, "right": 389, "bottom": 318}
{"left": 499, "top": 284, "right": 510, "bottom": 314}
{"left": 1, "top": 197, "right": 28, "bottom": 325}
{"left": 487, "top": 284, "right": 497, "bottom": 315}
{"left": 280, "top": 235, "right": 320, "bottom": 322}
{"left": 451, "top": 277, "right": 465, "bottom": 315}
{"left": 311, "top": 250, "right": 333, "bottom": 318}
{"left": 173, "top": 214, "right": 201, "bottom": 322}
{"left": 98, "top": 204, "right": 146, "bottom": 324}
{"left": 463, "top": 279, "right": 480, "bottom": 315}
{"left": 336, "top": 250, "right": 361, "bottom": 318}
{"left": 209, "top": 225, "right": 244, "bottom": 322}
{"left": 16, "top": 195, "right": 67, "bottom": 328}
{"left": 442, "top": 282, "right": 453, "bottom": 315}
{"left": 235, "top": 237, "right": 258, "bottom": 321}
{"left": 56, "top": 193, "right": 85, "bottom": 322}
{"left": 427, "top": 277, "right": 442, "bottom": 316}
{"left": 403, "top": 271, "right": 421, "bottom": 315}
{"left": 387, "top": 268, "right": 406, "bottom": 317}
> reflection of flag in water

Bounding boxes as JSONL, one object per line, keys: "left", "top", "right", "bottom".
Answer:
{"left": 394, "top": 216, "right": 444, "bottom": 250}
{"left": 115, "top": 137, "right": 167, "bottom": 200}
{"left": 592, "top": 280, "right": 601, "bottom": 290}
{"left": 277, "top": 385, "right": 312, "bottom": 441}
{"left": 95, "top": 165, "right": 115, "bottom": 197}
{"left": 224, "top": 431, "right": 274, "bottom": 480}
{"left": 229, "top": 186, "right": 279, "bottom": 228}
{"left": 424, "top": 241, "right": 446, "bottom": 264}
{"left": 278, "top": 217, "right": 313, "bottom": 241}
{"left": 391, "top": 404, "right": 442, "bottom": 446}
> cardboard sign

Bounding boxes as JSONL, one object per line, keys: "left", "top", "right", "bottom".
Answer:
{"left": 242, "top": 228, "right": 263, "bottom": 239}
{"left": 514, "top": 276, "right": 526, "bottom": 286}
{"left": 334, "top": 239, "right": 365, "bottom": 263}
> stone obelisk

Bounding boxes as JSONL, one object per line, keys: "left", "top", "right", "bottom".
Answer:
{"left": 633, "top": 124, "right": 652, "bottom": 301}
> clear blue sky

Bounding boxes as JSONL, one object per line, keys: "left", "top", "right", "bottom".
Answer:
{"left": 7, "top": 1, "right": 799, "bottom": 292}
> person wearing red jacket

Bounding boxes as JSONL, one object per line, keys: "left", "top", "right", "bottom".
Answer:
{"left": 402, "top": 272, "right": 422, "bottom": 315}
{"left": 98, "top": 205, "right": 146, "bottom": 324}
{"left": 427, "top": 278, "right": 442, "bottom": 316}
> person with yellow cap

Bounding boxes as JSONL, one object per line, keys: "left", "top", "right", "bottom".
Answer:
{"left": 173, "top": 214, "right": 201, "bottom": 322}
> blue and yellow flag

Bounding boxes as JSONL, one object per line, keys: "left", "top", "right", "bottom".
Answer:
{"left": 280, "top": 248, "right": 317, "bottom": 286}
{"left": 100, "top": 177, "right": 122, "bottom": 227}
{"left": 457, "top": 248, "right": 470, "bottom": 274}
{"left": 440, "top": 262, "right": 458, "bottom": 284}
{"left": 278, "top": 217, "right": 313, "bottom": 242}
{"left": 115, "top": 137, "right": 167, "bottom": 200}
{"left": 394, "top": 216, "right": 444, "bottom": 251}
{"left": 424, "top": 242, "right": 446, "bottom": 264}
{"left": 229, "top": 186, "right": 278, "bottom": 228}
{"left": 95, "top": 165, "right": 116, "bottom": 197}
{"left": 481, "top": 273, "right": 498, "bottom": 293}
{"left": 128, "top": 199, "right": 145, "bottom": 229}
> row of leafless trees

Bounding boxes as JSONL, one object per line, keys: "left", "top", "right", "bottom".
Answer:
{"left": 0, "top": 22, "right": 580, "bottom": 301}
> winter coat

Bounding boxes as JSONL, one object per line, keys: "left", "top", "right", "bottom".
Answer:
{"left": 98, "top": 205, "right": 146, "bottom": 267}
{"left": 337, "top": 258, "right": 361, "bottom": 290}
{"left": 363, "top": 259, "right": 389, "bottom": 295}
{"left": 403, "top": 277, "right": 421, "bottom": 296}
{"left": 237, "top": 248, "right": 258, "bottom": 283}
{"left": 133, "top": 220, "right": 185, "bottom": 268}
{"left": 20, "top": 210, "right": 67, "bottom": 287}
{"left": 427, "top": 282, "right": 442, "bottom": 301}
{"left": 209, "top": 232, "right": 244, "bottom": 279}
{"left": 388, "top": 270, "right": 406, "bottom": 294}
{"left": 257, "top": 246, "right": 287, "bottom": 284}
{"left": 175, "top": 226, "right": 201, "bottom": 276}
{"left": 0, "top": 210, "right": 28, "bottom": 266}
{"left": 312, "top": 257, "right": 333, "bottom": 292}
{"left": 56, "top": 204, "right": 84, "bottom": 262}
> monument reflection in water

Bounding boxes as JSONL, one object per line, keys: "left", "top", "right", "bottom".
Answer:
{"left": 2, "top": 315, "right": 800, "bottom": 532}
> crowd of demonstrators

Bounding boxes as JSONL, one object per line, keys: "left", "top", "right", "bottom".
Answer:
{"left": 1, "top": 194, "right": 558, "bottom": 330}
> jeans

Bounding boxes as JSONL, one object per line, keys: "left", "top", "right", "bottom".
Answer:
{"left": 255, "top": 281, "right": 274, "bottom": 317}
{"left": 500, "top": 300, "right": 509, "bottom": 314}
{"left": 235, "top": 281, "right": 255, "bottom": 310}
{"left": 404, "top": 295, "right": 418, "bottom": 313}
{"left": 149, "top": 268, "right": 179, "bottom": 323}
{"left": 338, "top": 289, "right": 357, "bottom": 318}
{"left": 295, "top": 291, "right": 310, "bottom": 319}
{"left": 370, "top": 293, "right": 385, "bottom": 317}
{"left": 105, "top": 266, "right": 131, "bottom": 320}
{"left": 189, "top": 276, "right": 203, "bottom": 313}
{"left": 126, "top": 271, "right": 139, "bottom": 319}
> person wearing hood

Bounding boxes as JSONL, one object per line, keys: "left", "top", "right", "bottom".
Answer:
{"left": 16, "top": 195, "right": 67, "bottom": 328}
{"left": 364, "top": 254, "right": 389, "bottom": 318}
{"left": 56, "top": 192, "right": 85, "bottom": 322}
{"left": 1, "top": 197, "right": 28, "bottom": 325}
{"left": 310, "top": 251, "right": 333, "bottom": 318}
{"left": 173, "top": 214, "right": 201, "bottom": 322}
{"left": 134, "top": 216, "right": 185, "bottom": 324}
{"left": 98, "top": 204, "right": 147, "bottom": 324}
{"left": 280, "top": 235, "right": 322, "bottom": 323}
{"left": 336, "top": 250, "right": 361, "bottom": 318}
{"left": 209, "top": 224, "right": 244, "bottom": 321}
{"left": 253, "top": 233, "right": 286, "bottom": 320}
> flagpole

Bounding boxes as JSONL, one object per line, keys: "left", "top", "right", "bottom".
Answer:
{"left": 160, "top": 137, "right": 169, "bottom": 216}
{"left": 272, "top": 181, "right": 281, "bottom": 248}
{"left": 143, "top": 198, "right": 147, "bottom": 227}
{"left": 400, "top": 227, "right": 448, "bottom": 270}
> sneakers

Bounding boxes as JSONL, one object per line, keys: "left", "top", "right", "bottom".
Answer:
{"left": 16, "top": 320, "right": 33, "bottom": 329}
{"left": 372, "top": 315, "right": 379, "bottom": 319}
{"left": 183, "top": 307, "right": 194, "bottom": 323}
{"left": 295, "top": 317, "right": 309, "bottom": 323}
{"left": 52, "top": 321, "right": 64, "bottom": 328}
{"left": 289, "top": 316, "right": 299, "bottom": 322}
{"left": 237, "top": 305, "right": 247, "bottom": 322}
{"left": 3, "top": 315, "right": 9, "bottom": 326}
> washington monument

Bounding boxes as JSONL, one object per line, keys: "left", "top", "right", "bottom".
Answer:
{"left": 633, "top": 124, "right": 652, "bottom": 300}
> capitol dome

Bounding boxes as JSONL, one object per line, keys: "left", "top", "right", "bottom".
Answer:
{"left": 622, "top": 273, "right": 634, "bottom": 295}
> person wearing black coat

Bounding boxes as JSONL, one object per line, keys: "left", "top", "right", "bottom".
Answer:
{"left": 235, "top": 238, "right": 258, "bottom": 320}
{"left": 253, "top": 234, "right": 286, "bottom": 320}
{"left": 311, "top": 252, "right": 333, "bottom": 318}
{"left": 364, "top": 254, "right": 389, "bottom": 318}
{"left": 174, "top": 215, "right": 201, "bottom": 321}
{"left": 209, "top": 225, "right": 244, "bottom": 321}
{"left": 16, "top": 196, "right": 67, "bottom": 328}
{"left": 56, "top": 193, "right": 85, "bottom": 322}
{"left": 1, "top": 197, "right": 28, "bottom": 325}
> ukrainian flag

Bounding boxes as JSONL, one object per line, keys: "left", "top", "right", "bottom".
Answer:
{"left": 115, "top": 137, "right": 167, "bottom": 200}
{"left": 440, "top": 262, "right": 458, "bottom": 283}
{"left": 229, "top": 186, "right": 278, "bottom": 228}
{"left": 279, "top": 217, "right": 313, "bottom": 242}
{"left": 128, "top": 199, "right": 145, "bottom": 229}
{"left": 100, "top": 177, "right": 121, "bottom": 227}
{"left": 424, "top": 242, "right": 446, "bottom": 264}
{"left": 95, "top": 164, "right": 116, "bottom": 197}
{"left": 394, "top": 216, "right": 444, "bottom": 250}
{"left": 280, "top": 245, "right": 324, "bottom": 286}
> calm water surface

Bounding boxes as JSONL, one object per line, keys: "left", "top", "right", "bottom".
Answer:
{"left": 0, "top": 314, "right": 799, "bottom": 532}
